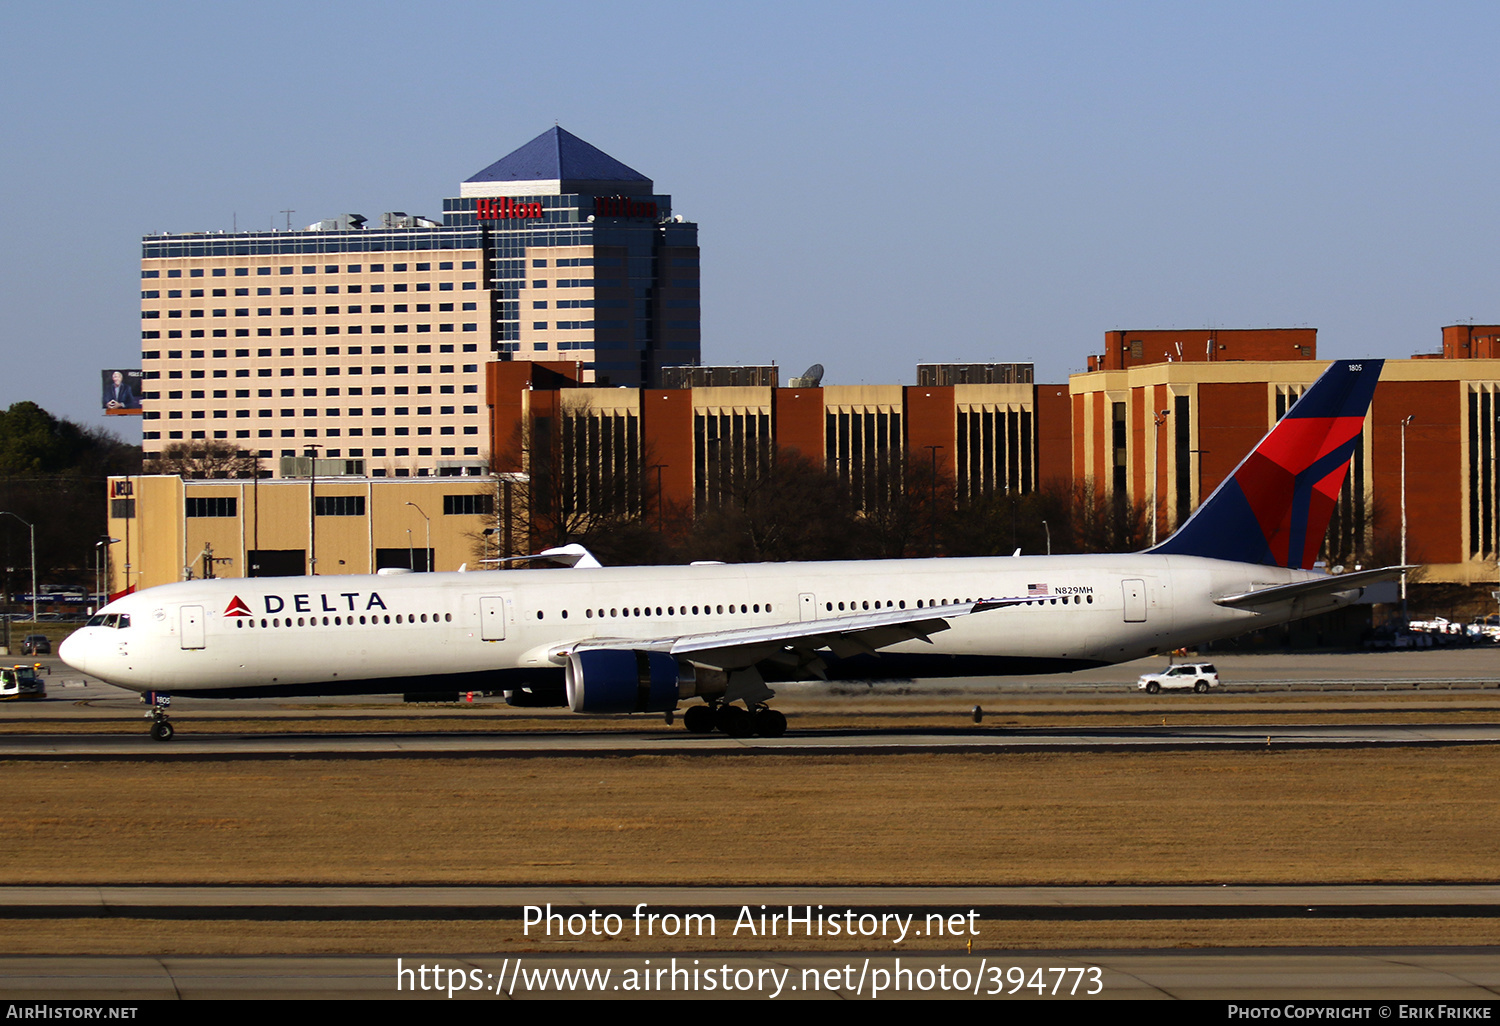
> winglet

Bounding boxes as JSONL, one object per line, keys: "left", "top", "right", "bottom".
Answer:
{"left": 1152, "top": 359, "right": 1383, "bottom": 569}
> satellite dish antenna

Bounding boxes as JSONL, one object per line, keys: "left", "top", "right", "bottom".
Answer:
{"left": 789, "top": 363, "right": 824, "bottom": 387}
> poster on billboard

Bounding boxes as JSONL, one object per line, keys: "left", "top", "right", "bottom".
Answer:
{"left": 101, "top": 369, "right": 143, "bottom": 415}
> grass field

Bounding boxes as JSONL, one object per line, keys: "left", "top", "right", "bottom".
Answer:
{"left": 5, "top": 745, "right": 1500, "bottom": 953}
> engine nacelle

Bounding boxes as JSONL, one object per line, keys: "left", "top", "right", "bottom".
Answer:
{"left": 565, "top": 649, "right": 693, "bottom": 713}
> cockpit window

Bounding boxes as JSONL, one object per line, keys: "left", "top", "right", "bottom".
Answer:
{"left": 86, "top": 614, "right": 130, "bottom": 629}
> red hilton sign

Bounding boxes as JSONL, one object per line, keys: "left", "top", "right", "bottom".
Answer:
{"left": 476, "top": 197, "right": 542, "bottom": 220}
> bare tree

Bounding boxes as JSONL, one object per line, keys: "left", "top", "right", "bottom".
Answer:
{"left": 144, "top": 441, "right": 260, "bottom": 479}
{"left": 686, "top": 449, "right": 867, "bottom": 563}
{"left": 483, "top": 406, "right": 666, "bottom": 565}
{"left": 858, "top": 448, "right": 954, "bottom": 558}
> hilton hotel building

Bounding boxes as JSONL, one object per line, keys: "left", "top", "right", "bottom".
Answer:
{"left": 138, "top": 127, "right": 700, "bottom": 478}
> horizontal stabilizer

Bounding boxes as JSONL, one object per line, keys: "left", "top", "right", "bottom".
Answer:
{"left": 1214, "top": 566, "right": 1411, "bottom": 610}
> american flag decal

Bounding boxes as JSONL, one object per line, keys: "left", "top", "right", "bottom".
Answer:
{"left": 1027, "top": 583, "right": 1049, "bottom": 596}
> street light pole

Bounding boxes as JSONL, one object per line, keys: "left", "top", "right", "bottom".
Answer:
{"left": 1401, "top": 415, "right": 1414, "bottom": 621}
{"left": 94, "top": 537, "right": 120, "bottom": 613}
{"left": 0, "top": 512, "right": 36, "bottom": 623}
{"left": 1152, "top": 409, "right": 1170, "bottom": 547}
{"left": 649, "top": 464, "right": 666, "bottom": 534}
{"left": 405, "top": 502, "right": 430, "bottom": 571}
{"left": 305, "top": 445, "right": 321, "bottom": 574}
{"left": 241, "top": 449, "right": 261, "bottom": 577}
{"left": 924, "top": 445, "right": 943, "bottom": 557}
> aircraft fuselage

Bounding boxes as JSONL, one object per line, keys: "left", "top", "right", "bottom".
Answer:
{"left": 60, "top": 553, "right": 1341, "bottom": 698}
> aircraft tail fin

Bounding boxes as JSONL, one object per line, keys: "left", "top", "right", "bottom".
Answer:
{"left": 1151, "top": 359, "right": 1383, "bottom": 569}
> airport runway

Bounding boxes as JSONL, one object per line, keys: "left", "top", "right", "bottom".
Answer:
{"left": 7, "top": 648, "right": 1500, "bottom": 757}
{"left": 3, "top": 886, "right": 1500, "bottom": 999}
{"left": 4, "top": 883, "right": 1500, "bottom": 917}
{"left": 5, "top": 948, "right": 1500, "bottom": 999}
{"left": 5, "top": 721, "right": 1500, "bottom": 758}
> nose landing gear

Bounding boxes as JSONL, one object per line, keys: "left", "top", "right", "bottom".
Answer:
{"left": 144, "top": 693, "right": 174, "bottom": 741}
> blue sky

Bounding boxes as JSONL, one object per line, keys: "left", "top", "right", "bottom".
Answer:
{"left": 3, "top": 1, "right": 1499, "bottom": 433}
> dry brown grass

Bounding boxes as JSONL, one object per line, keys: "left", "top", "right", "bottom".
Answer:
{"left": 5, "top": 747, "right": 1499, "bottom": 887}
{"left": 7, "top": 917, "right": 1500, "bottom": 957}
{"left": 6, "top": 747, "right": 1500, "bottom": 955}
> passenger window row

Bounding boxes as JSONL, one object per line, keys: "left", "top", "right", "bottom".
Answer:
{"left": 235, "top": 612, "right": 454, "bottom": 629}
{"left": 538, "top": 603, "right": 777, "bottom": 621}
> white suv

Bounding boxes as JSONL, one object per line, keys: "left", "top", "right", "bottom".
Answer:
{"left": 1137, "top": 663, "right": 1220, "bottom": 694}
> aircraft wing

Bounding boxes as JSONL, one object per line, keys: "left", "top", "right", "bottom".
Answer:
{"left": 567, "top": 597, "right": 1038, "bottom": 675}
{"left": 1213, "top": 566, "right": 1411, "bottom": 610}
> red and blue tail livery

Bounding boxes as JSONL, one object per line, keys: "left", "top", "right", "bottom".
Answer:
{"left": 1153, "top": 360, "right": 1383, "bottom": 569}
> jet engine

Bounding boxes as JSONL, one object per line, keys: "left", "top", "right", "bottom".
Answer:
{"left": 565, "top": 650, "right": 694, "bottom": 713}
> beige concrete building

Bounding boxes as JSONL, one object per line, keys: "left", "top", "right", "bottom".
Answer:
{"left": 488, "top": 362, "right": 1043, "bottom": 532}
{"left": 1067, "top": 350, "right": 1500, "bottom": 585}
{"left": 140, "top": 249, "right": 492, "bottom": 478}
{"left": 105, "top": 475, "right": 509, "bottom": 594}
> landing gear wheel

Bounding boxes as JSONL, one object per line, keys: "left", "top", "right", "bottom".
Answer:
{"left": 715, "top": 704, "right": 755, "bottom": 738}
{"left": 753, "top": 707, "right": 787, "bottom": 738}
{"left": 683, "top": 704, "right": 716, "bottom": 734}
{"left": 1145, "top": 681, "right": 1161, "bottom": 694}
{"left": 1194, "top": 680, "right": 1209, "bottom": 694}
{"left": 145, "top": 693, "right": 174, "bottom": 741}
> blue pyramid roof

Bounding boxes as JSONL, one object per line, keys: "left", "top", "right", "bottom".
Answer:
{"left": 465, "top": 127, "right": 651, "bottom": 186}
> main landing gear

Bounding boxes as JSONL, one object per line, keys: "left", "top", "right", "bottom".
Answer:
{"left": 682, "top": 701, "right": 787, "bottom": 738}
{"left": 144, "top": 693, "right": 174, "bottom": 742}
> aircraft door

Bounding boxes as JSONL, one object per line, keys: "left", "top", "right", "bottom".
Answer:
{"left": 479, "top": 595, "right": 510, "bottom": 641}
{"left": 1122, "top": 580, "right": 1147, "bottom": 623}
{"left": 180, "top": 605, "right": 206, "bottom": 650}
{"left": 799, "top": 593, "right": 817, "bottom": 621}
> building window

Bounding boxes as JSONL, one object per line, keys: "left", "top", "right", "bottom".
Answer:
{"left": 186, "top": 496, "right": 238, "bottom": 517}
{"left": 314, "top": 495, "right": 366, "bottom": 517}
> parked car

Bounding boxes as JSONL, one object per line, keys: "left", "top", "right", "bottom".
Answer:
{"left": 19, "top": 634, "right": 50, "bottom": 655}
{"left": 1469, "top": 615, "right": 1500, "bottom": 641}
{"left": 1137, "top": 662, "right": 1219, "bottom": 694}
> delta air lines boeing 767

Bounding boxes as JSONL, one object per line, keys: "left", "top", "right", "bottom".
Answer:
{"left": 62, "top": 360, "right": 1399, "bottom": 740}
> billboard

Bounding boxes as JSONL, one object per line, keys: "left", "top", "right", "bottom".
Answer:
{"left": 102, "top": 369, "right": 143, "bottom": 415}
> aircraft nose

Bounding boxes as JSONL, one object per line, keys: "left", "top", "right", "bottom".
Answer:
{"left": 59, "top": 631, "right": 98, "bottom": 677}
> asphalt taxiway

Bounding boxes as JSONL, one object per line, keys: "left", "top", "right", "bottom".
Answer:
{"left": 3, "top": 886, "right": 1500, "bottom": 999}
{"left": 5, "top": 948, "right": 1500, "bottom": 1000}
{"left": 5, "top": 720, "right": 1500, "bottom": 758}
{"left": 7, "top": 648, "right": 1500, "bottom": 757}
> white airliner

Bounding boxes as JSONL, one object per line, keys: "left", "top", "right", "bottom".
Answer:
{"left": 62, "top": 360, "right": 1398, "bottom": 741}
